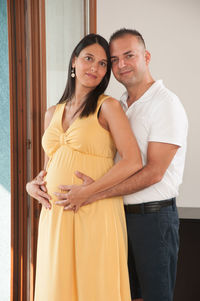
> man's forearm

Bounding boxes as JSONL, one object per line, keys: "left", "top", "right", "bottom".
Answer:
{"left": 89, "top": 165, "right": 160, "bottom": 202}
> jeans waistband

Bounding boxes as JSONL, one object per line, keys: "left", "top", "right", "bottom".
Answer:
{"left": 124, "top": 198, "right": 176, "bottom": 214}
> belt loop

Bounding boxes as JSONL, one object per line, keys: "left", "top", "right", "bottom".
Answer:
{"left": 141, "top": 203, "right": 144, "bottom": 215}
{"left": 172, "top": 197, "right": 176, "bottom": 210}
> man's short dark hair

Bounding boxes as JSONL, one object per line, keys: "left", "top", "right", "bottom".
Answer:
{"left": 109, "top": 28, "right": 146, "bottom": 48}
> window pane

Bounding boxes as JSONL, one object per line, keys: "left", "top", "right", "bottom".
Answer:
{"left": 45, "top": 0, "right": 85, "bottom": 107}
{"left": 0, "top": 0, "right": 11, "bottom": 300}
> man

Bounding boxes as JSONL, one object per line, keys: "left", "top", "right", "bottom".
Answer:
{"left": 27, "top": 29, "right": 188, "bottom": 301}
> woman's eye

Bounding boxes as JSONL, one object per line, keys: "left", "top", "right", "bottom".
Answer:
{"left": 100, "top": 61, "right": 107, "bottom": 67}
{"left": 85, "top": 56, "right": 92, "bottom": 61}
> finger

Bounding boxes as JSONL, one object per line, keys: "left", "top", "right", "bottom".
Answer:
{"left": 81, "top": 200, "right": 89, "bottom": 206}
{"left": 36, "top": 173, "right": 46, "bottom": 182}
{"left": 33, "top": 178, "right": 46, "bottom": 186}
{"left": 37, "top": 195, "right": 50, "bottom": 204}
{"left": 64, "top": 205, "right": 72, "bottom": 210}
{"left": 64, "top": 204, "right": 75, "bottom": 211}
{"left": 38, "top": 180, "right": 46, "bottom": 185}
{"left": 38, "top": 190, "right": 51, "bottom": 200}
{"left": 55, "top": 200, "right": 70, "bottom": 206}
{"left": 75, "top": 170, "right": 91, "bottom": 181}
{"left": 75, "top": 170, "right": 93, "bottom": 184}
{"left": 38, "top": 170, "right": 47, "bottom": 178}
{"left": 74, "top": 205, "right": 80, "bottom": 213}
{"left": 58, "top": 185, "right": 73, "bottom": 191}
{"left": 43, "top": 203, "right": 51, "bottom": 209}
{"left": 37, "top": 197, "right": 51, "bottom": 209}
{"left": 54, "top": 192, "right": 68, "bottom": 200}
{"left": 40, "top": 184, "right": 47, "bottom": 192}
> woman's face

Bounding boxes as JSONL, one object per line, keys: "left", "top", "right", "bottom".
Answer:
{"left": 73, "top": 43, "right": 108, "bottom": 90}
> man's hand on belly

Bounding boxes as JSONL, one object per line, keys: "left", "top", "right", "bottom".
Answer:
{"left": 54, "top": 171, "right": 94, "bottom": 212}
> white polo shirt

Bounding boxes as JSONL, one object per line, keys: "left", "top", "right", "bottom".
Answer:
{"left": 115, "top": 80, "right": 188, "bottom": 205}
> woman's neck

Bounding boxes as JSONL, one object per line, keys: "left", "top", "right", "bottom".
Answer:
{"left": 72, "top": 83, "right": 93, "bottom": 106}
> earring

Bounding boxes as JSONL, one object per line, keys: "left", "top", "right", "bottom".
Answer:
{"left": 71, "top": 67, "right": 75, "bottom": 78}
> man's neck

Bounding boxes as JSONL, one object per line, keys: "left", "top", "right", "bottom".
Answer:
{"left": 126, "top": 77, "right": 155, "bottom": 107}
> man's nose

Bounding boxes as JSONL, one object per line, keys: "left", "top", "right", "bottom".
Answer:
{"left": 118, "top": 59, "right": 126, "bottom": 69}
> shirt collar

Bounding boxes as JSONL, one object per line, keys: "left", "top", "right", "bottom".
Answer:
{"left": 120, "top": 80, "right": 164, "bottom": 110}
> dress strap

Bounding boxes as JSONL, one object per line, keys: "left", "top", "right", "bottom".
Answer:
{"left": 95, "top": 94, "right": 111, "bottom": 116}
{"left": 47, "top": 103, "right": 65, "bottom": 130}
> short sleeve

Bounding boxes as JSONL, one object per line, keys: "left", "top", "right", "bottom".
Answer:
{"left": 149, "top": 97, "right": 188, "bottom": 147}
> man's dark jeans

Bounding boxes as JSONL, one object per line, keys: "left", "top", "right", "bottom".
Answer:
{"left": 125, "top": 200, "right": 179, "bottom": 301}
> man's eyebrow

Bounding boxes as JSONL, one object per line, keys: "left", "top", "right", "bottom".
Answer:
{"left": 111, "top": 50, "right": 134, "bottom": 59}
{"left": 124, "top": 50, "right": 133, "bottom": 55}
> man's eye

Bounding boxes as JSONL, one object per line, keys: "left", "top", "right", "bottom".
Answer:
{"left": 126, "top": 54, "right": 133, "bottom": 59}
{"left": 111, "top": 58, "right": 118, "bottom": 64}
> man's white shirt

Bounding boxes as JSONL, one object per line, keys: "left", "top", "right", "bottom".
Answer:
{"left": 115, "top": 80, "right": 188, "bottom": 205}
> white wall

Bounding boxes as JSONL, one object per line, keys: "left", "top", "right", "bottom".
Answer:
{"left": 97, "top": 0, "right": 200, "bottom": 208}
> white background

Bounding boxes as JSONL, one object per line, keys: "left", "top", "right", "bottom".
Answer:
{"left": 97, "top": 0, "right": 200, "bottom": 208}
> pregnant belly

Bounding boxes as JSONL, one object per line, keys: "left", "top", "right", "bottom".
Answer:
{"left": 45, "top": 147, "right": 114, "bottom": 202}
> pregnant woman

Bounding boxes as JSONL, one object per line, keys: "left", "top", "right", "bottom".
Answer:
{"left": 27, "top": 33, "right": 142, "bottom": 301}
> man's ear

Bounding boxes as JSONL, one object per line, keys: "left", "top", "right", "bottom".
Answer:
{"left": 145, "top": 50, "right": 151, "bottom": 65}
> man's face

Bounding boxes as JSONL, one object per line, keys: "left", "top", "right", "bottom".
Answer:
{"left": 110, "top": 34, "right": 150, "bottom": 87}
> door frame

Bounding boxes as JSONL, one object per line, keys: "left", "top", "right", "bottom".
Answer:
{"left": 7, "top": 0, "right": 96, "bottom": 300}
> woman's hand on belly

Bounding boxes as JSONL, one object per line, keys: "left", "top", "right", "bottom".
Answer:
{"left": 26, "top": 170, "right": 52, "bottom": 209}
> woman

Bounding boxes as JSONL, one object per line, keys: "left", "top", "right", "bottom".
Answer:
{"left": 27, "top": 34, "right": 142, "bottom": 301}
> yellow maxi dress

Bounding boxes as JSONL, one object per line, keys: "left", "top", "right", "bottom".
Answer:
{"left": 34, "top": 95, "right": 131, "bottom": 301}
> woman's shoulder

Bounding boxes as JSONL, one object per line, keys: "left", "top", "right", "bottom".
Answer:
{"left": 97, "top": 95, "right": 123, "bottom": 122}
{"left": 45, "top": 105, "right": 56, "bottom": 121}
{"left": 98, "top": 94, "right": 120, "bottom": 106}
{"left": 100, "top": 95, "right": 121, "bottom": 110}
{"left": 44, "top": 104, "right": 63, "bottom": 129}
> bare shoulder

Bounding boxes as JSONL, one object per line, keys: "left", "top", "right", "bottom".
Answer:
{"left": 101, "top": 97, "right": 122, "bottom": 113}
{"left": 44, "top": 105, "right": 57, "bottom": 129}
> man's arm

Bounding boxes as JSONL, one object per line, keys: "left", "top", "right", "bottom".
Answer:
{"left": 55, "top": 142, "right": 179, "bottom": 209}
{"left": 91, "top": 141, "right": 179, "bottom": 201}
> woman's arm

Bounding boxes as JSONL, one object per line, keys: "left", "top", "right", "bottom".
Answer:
{"left": 63, "top": 98, "right": 142, "bottom": 206}
{"left": 26, "top": 105, "right": 57, "bottom": 208}
{"left": 89, "top": 98, "right": 142, "bottom": 191}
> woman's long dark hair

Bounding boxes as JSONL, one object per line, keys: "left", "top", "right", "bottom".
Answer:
{"left": 58, "top": 34, "right": 111, "bottom": 117}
